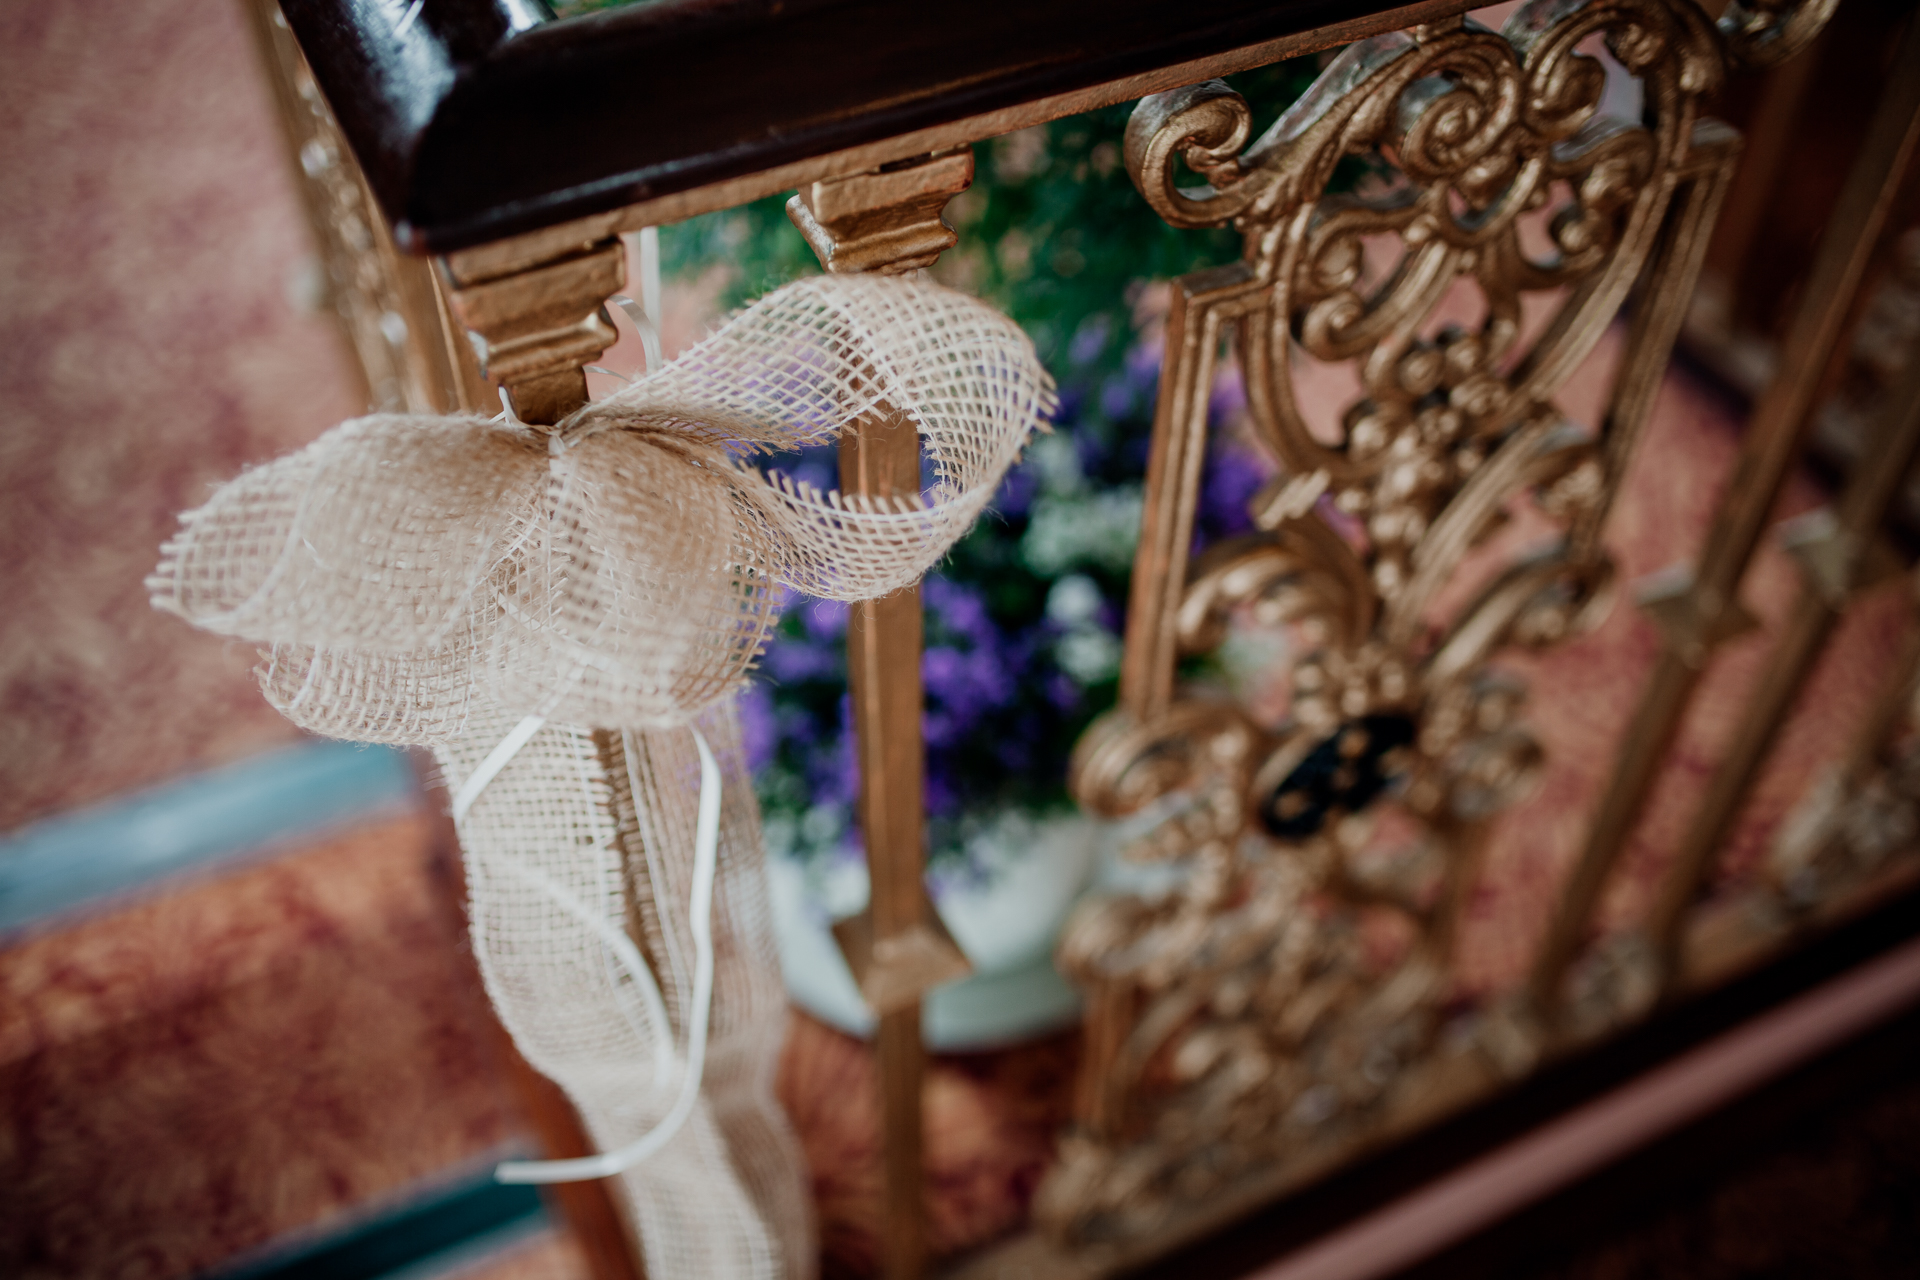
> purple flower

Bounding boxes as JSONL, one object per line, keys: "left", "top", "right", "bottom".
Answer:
{"left": 1124, "top": 339, "right": 1162, "bottom": 389}
{"left": 803, "top": 599, "right": 848, "bottom": 641}
{"left": 771, "top": 445, "right": 839, "bottom": 498}
{"left": 1210, "top": 362, "right": 1248, "bottom": 423}
{"left": 925, "top": 578, "right": 997, "bottom": 651}
{"left": 1069, "top": 314, "right": 1112, "bottom": 366}
{"left": 993, "top": 462, "right": 1038, "bottom": 520}
{"left": 764, "top": 634, "right": 840, "bottom": 683}
{"left": 1074, "top": 426, "right": 1114, "bottom": 476}
{"left": 924, "top": 770, "right": 958, "bottom": 819}
{"left": 923, "top": 647, "right": 1014, "bottom": 733}
{"left": 1196, "top": 443, "right": 1266, "bottom": 546}
{"left": 1053, "top": 385, "right": 1086, "bottom": 423}
{"left": 746, "top": 299, "right": 1236, "bottom": 870}
{"left": 995, "top": 729, "right": 1036, "bottom": 773}
{"left": 774, "top": 703, "right": 817, "bottom": 746}
{"left": 806, "top": 695, "right": 861, "bottom": 809}
{"left": 736, "top": 681, "right": 777, "bottom": 773}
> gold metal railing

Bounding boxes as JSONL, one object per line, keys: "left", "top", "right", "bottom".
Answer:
{"left": 1008, "top": 0, "right": 1920, "bottom": 1267}
{"left": 250, "top": 0, "right": 1920, "bottom": 1274}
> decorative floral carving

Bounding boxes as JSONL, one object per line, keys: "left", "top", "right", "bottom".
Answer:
{"left": 1042, "top": 0, "right": 1742, "bottom": 1242}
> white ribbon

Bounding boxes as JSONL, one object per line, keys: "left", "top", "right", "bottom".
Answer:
{"left": 452, "top": 713, "right": 723, "bottom": 1185}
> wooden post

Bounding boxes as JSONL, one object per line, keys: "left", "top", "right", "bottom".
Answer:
{"left": 789, "top": 150, "right": 976, "bottom": 1280}
{"left": 842, "top": 413, "right": 940, "bottom": 1280}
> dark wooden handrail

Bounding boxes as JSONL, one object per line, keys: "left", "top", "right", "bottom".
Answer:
{"left": 281, "top": 0, "right": 1473, "bottom": 251}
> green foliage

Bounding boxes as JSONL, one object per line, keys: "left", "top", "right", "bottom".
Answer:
{"left": 655, "top": 60, "right": 1331, "bottom": 863}
{"left": 659, "top": 57, "right": 1325, "bottom": 399}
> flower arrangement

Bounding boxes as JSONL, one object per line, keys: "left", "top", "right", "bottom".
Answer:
{"left": 657, "top": 60, "right": 1325, "bottom": 883}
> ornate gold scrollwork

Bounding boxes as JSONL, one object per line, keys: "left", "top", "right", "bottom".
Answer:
{"left": 1042, "top": 0, "right": 1745, "bottom": 1243}
{"left": 1718, "top": 0, "right": 1842, "bottom": 69}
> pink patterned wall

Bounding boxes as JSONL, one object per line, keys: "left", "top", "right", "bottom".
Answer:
{"left": 0, "top": 0, "right": 364, "bottom": 832}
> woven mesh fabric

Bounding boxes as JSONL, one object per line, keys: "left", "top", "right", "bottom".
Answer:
{"left": 149, "top": 273, "right": 1054, "bottom": 735}
{"left": 439, "top": 703, "right": 810, "bottom": 1280}
{"left": 147, "top": 273, "right": 1050, "bottom": 1279}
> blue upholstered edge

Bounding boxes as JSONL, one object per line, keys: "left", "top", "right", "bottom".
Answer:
{"left": 0, "top": 740, "right": 419, "bottom": 934}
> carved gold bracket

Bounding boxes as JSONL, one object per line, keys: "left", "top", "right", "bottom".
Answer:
{"left": 439, "top": 236, "right": 625, "bottom": 426}
{"left": 786, "top": 150, "right": 973, "bottom": 275}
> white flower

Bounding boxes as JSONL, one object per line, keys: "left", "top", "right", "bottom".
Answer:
{"left": 1057, "top": 627, "right": 1123, "bottom": 685}
{"left": 1045, "top": 573, "right": 1104, "bottom": 626}
{"left": 1021, "top": 486, "right": 1143, "bottom": 577}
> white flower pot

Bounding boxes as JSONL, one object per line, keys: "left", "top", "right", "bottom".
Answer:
{"left": 766, "top": 809, "right": 1098, "bottom": 1050}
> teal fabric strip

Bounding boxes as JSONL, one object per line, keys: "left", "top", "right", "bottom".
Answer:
{"left": 208, "top": 1171, "right": 548, "bottom": 1280}
{"left": 0, "top": 741, "right": 417, "bottom": 934}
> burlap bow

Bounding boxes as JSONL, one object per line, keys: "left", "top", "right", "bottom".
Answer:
{"left": 149, "top": 274, "right": 1053, "bottom": 1280}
